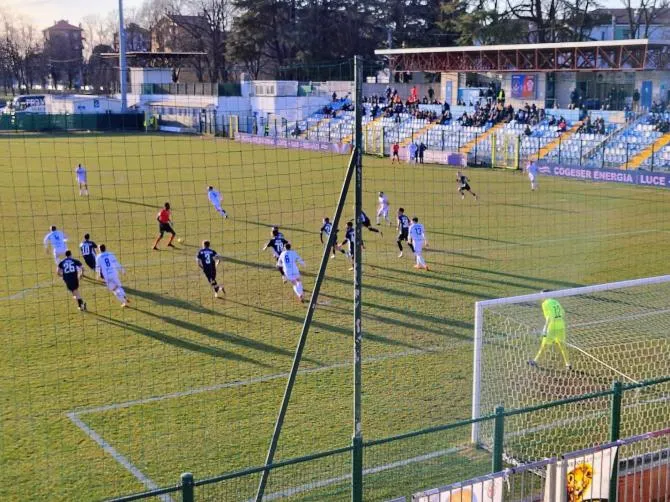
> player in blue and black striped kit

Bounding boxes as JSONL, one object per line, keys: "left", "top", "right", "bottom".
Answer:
{"left": 57, "top": 250, "right": 86, "bottom": 311}
{"left": 197, "top": 241, "right": 224, "bottom": 298}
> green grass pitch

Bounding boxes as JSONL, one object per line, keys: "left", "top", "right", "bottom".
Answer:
{"left": 2, "top": 133, "right": 670, "bottom": 501}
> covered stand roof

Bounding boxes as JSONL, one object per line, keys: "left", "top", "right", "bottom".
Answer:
{"left": 375, "top": 39, "right": 670, "bottom": 72}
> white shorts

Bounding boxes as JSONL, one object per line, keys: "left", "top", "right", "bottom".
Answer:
{"left": 53, "top": 248, "right": 67, "bottom": 262}
{"left": 104, "top": 275, "right": 122, "bottom": 291}
{"left": 528, "top": 173, "right": 536, "bottom": 183}
{"left": 285, "top": 271, "right": 300, "bottom": 283}
{"left": 377, "top": 206, "right": 389, "bottom": 217}
{"left": 413, "top": 240, "right": 424, "bottom": 255}
{"left": 77, "top": 177, "right": 87, "bottom": 184}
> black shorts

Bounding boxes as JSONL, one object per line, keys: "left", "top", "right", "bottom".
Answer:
{"left": 64, "top": 277, "right": 79, "bottom": 292}
{"left": 362, "top": 217, "right": 371, "bottom": 228}
{"left": 203, "top": 266, "right": 217, "bottom": 283}
{"left": 83, "top": 255, "right": 96, "bottom": 270}
{"left": 460, "top": 184, "right": 471, "bottom": 191}
{"left": 159, "top": 222, "right": 175, "bottom": 236}
{"left": 398, "top": 229, "right": 409, "bottom": 241}
{"left": 392, "top": 151, "right": 399, "bottom": 157}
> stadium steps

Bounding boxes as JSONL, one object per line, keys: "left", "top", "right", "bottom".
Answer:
{"left": 301, "top": 116, "right": 331, "bottom": 139}
{"left": 342, "top": 115, "right": 382, "bottom": 144}
{"left": 459, "top": 122, "right": 504, "bottom": 154}
{"left": 624, "top": 132, "right": 670, "bottom": 170}
{"left": 400, "top": 122, "right": 438, "bottom": 147}
{"left": 536, "top": 122, "right": 582, "bottom": 160}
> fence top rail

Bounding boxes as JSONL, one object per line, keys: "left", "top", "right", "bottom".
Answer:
{"left": 106, "top": 483, "right": 182, "bottom": 502}
{"left": 367, "top": 375, "right": 670, "bottom": 447}
{"left": 476, "top": 274, "right": 670, "bottom": 309}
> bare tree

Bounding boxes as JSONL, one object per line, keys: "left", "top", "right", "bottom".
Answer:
{"left": 621, "top": 0, "right": 670, "bottom": 39}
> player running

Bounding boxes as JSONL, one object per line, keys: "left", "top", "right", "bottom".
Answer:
{"left": 207, "top": 186, "right": 228, "bottom": 218}
{"left": 526, "top": 160, "right": 539, "bottom": 191}
{"left": 376, "top": 192, "right": 391, "bottom": 226}
{"left": 262, "top": 226, "right": 290, "bottom": 279}
{"left": 75, "top": 163, "right": 88, "bottom": 196}
{"left": 44, "top": 225, "right": 68, "bottom": 265}
{"left": 529, "top": 295, "right": 571, "bottom": 369}
{"left": 360, "top": 210, "right": 382, "bottom": 237}
{"left": 57, "top": 250, "right": 86, "bottom": 311}
{"left": 152, "top": 202, "right": 176, "bottom": 250}
{"left": 80, "top": 234, "right": 99, "bottom": 275}
{"left": 457, "top": 171, "right": 478, "bottom": 200}
{"left": 277, "top": 243, "right": 305, "bottom": 302}
{"left": 338, "top": 221, "right": 357, "bottom": 270}
{"left": 408, "top": 217, "right": 429, "bottom": 271}
{"left": 96, "top": 244, "right": 130, "bottom": 307}
{"left": 196, "top": 241, "right": 225, "bottom": 298}
{"left": 320, "top": 217, "right": 337, "bottom": 258}
{"left": 396, "top": 208, "right": 414, "bottom": 258}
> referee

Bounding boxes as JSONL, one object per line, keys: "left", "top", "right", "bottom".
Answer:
{"left": 152, "top": 202, "right": 176, "bottom": 250}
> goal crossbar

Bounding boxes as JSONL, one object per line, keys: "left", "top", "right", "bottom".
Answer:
{"left": 471, "top": 274, "right": 670, "bottom": 445}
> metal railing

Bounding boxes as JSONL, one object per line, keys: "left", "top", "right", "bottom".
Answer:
{"left": 107, "top": 376, "right": 670, "bottom": 502}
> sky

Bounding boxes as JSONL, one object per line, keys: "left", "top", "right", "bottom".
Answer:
{"left": 2, "top": 0, "right": 145, "bottom": 30}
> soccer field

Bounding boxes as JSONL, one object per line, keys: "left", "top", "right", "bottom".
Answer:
{"left": 2, "top": 133, "right": 670, "bottom": 501}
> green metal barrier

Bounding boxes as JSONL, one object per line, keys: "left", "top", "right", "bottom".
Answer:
{"left": 0, "top": 113, "right": 144, "bottom": 132}
{"left": 105, "top": 375, "right": 670, "bottom": 502}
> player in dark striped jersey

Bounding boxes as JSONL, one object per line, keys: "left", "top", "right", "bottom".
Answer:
{"left": 57, "top": 250, "right": 86, "bottom": 311}
{"left": 457, "top": 171, "right": 478, "bottom": 200}
{"left": 80, "top": 234, "right": 99, "bottom": 274}
{"left": 320, "top": 217, "right": 338, "bottom": 258}
{"left": 338, "top": 221, "right": 358, "bottom": 270}
{"left": 262, "top": 226, "right": 290, "bottom": 279}
{"left": 197, "top": 241, "right": 224, "bottom": 298}
{"left": 360, "top": 211, "right": 382, "bottom": 237}
{"left": 396, "top": 207, "right": 414, "bottom": 258}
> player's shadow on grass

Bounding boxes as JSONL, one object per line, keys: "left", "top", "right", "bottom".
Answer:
{"left": 429, "top": 231, "right": 521, "bottom": 246}
{"left": 232, "top": 218, "right": 314, "bottom": 235}
{"left": 96, "top": 196, "right": 159, "bottom": 209}
{"left": 251, "top": 304, "right": 423, "bottom": 351}
{"left": 422, "top": 247, "right": 491, "bottom": 261}
{"left": 123, "top": 286, "right": 239, "bottom": 317}
{"left": 92, "top": 313, "right": 269, "bottom": 366}
{"left": 224, "top": 256, "right": 428, "bottom": 299}
{"left": 134, "top": 307, "right": 321, "bottom": 366}
{"left": 457, "top": 265, "right": 584, "bottom": 289}
{"left": 498, "top": 202, "right": 581, "bottom": 214}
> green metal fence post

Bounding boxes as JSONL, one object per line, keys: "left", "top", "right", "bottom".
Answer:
{"left": 492, "top": 405, "right": 504, "bottom": 472}
{"left": 609, "top": 381, "right": 622, "bottom": 502}
{"left": 181, "top": 472, "right": 194, "bottom": 502}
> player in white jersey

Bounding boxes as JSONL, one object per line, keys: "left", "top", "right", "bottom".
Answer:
{"left": 95, "top": 244, "right": 130, "bottom": 307}
{"left": 408, "top": 217, "right": 430, "bottom": 271}
{"left": 75, "top": 164, "right": 88, "bottom": 196}
{"left": 277, "top": 243, "right": 305, "bottom": 302}
{"left": 376, "top": 191, "right": 391, "bottom": 226}
{"left": 207, "top": 186, "right": 228, "bottom": 218}
{"left": 526, "top": 160, "right": 539, "bottom": 191}
{"left": 44, "top": 225, "right": 69, "bottom": 264}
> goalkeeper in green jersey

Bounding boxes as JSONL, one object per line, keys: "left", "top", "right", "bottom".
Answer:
{"left": 529, "top": 296, "right": 572, "bottom": 369}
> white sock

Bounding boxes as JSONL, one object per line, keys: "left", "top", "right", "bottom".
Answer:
{"left": 114, "top": 288, "right": 126, "bottom": 303}
{"left": 293, "top": 281, "right": 303, "bottom": 297}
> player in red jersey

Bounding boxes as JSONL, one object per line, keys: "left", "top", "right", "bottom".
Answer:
{"left": 152, "top": 202, "right": 176, "bottom": 250}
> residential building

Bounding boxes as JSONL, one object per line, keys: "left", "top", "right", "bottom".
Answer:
{"left": 589, "top": 8, "right": 670, "bottom": 41}
{"left": 43, "top": 20, "right": 84, "bottom": 88}
{"left": 114, "top": 23, "right": 151, "bottom": 52}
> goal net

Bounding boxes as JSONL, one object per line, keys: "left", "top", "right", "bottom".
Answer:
{"left": 472, "top": 275, "right": 670, "bottom": 464}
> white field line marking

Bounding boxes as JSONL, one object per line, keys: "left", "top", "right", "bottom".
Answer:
{"left": 257, "top": 445, "right": 467, "bottom": 502}
{"left": 0, "top": 281, "right": 53, "bottom": 300}
{"left": 72, "top": 346, "right": 449, "bottom": 416}
{"left": 65, "top": 412, "right": 175, "bottom": 502}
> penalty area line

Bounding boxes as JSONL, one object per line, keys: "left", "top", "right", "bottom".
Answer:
{"left": 65, "top": 412, "right": 174, "bottom": 502}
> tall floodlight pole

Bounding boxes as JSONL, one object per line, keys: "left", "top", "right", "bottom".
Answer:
{"left": 118, "top": 0, "right": 128, "bottom": 111}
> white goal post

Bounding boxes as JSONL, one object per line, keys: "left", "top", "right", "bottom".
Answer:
{"left": 471, "top": 274, "right": 670, "bottom": 457}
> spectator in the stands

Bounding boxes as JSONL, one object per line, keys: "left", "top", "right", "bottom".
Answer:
{"left": 558, "top": 117, "right": 567, "bottom": 132}
{"left": 524, "top": 124, "right": 532, "bottom": 136}
{"left": 633, "top": 89, "right": 640, "bottom": 112}
{"left": 332, "top": 92, "right": 337, "bottom": 102}
{"left": 428, "top": 87, "right": 435, "bottom": 102}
